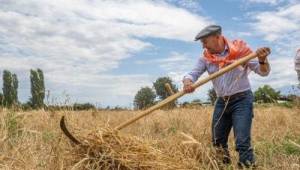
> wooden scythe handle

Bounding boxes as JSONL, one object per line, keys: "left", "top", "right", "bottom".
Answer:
{"left": 165, "top": 83, "right": 175, "bottom": 95}
{"left": 115, "top": 52, "right": 258, "bottom": 130}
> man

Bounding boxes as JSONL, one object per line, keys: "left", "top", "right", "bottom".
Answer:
{"left": 183, "top": 25, "right": 271, "bottom": 168}
{"left": 295, "top": 49, "right": 300, "bottom": 85}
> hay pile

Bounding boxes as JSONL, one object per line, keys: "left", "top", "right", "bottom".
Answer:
{"left": 65, "top": 127, "right": 194, "bottom": 170}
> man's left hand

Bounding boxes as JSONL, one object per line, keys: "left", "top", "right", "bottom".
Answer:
{"left": 256, "top": 47, "right": 271, "bottom": 62}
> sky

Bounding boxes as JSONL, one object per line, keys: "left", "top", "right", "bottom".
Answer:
{"left": 0, "top": 0, "right": 299, "bottom": 107}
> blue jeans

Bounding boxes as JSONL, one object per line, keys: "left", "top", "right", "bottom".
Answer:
{"left": 212, "top": 90, "right": 255, "bottom": 165}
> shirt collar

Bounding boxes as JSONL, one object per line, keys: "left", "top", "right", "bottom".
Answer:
{"left": 218, "top": 44, "right": 229, "bottom": 57}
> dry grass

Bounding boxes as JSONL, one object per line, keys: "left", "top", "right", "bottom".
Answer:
{"left": 0, "top": 106, "right": 299, "bottom": 169}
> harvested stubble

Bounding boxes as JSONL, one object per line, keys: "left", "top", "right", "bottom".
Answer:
{"left": 65, "top": 127, "right": 195, "bottom": 170}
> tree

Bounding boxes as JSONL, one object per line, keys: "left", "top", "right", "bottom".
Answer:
{"left": 30, "top": 69, "right": 45, "bottom": 109}
{"left": 208, "top": 88, "right": 217, "bottom": 105}
{"left": 254, "top": 85, "right": 280, "bottom": 103}
{"left": 134, "top": 87, "right": 156, "bottom": 110}
{"left": 0, "top": 93, "right": 3, "bottom": 106}
{"left": 153, "top": 77, "right": 178, "bottom": 108}
{"left": 2, "top": 70, "right": 18, "bottom": 108}
{"left": 73, "top": 103, "right": 96, "bottom": 110}
{"left": 295, "top": 49, "right": 300, "bottom": 86}
{"left": 37, "top": 69, "right": 45, "bottom": 103}
{"left": 30, "top": 69, "right": 38, "bottom": 108}
{"left": 12, "top": 74, "right": 18, "bottom": 104}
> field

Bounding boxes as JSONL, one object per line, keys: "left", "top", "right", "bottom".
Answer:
{"left": 0, "top": 105, "right": 299, "bottom": 169}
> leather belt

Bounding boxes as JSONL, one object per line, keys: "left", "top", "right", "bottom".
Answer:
{"left": 221, "top": 91, "right": 249, "bottom": 101}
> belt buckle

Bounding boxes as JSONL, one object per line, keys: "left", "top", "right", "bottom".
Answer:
{"left": 223, "top": 96, "right": 229, "bottom": 101}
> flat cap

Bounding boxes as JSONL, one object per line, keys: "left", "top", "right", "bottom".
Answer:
{"left": 194, "top": 25, "right": 222, "bottom": 41}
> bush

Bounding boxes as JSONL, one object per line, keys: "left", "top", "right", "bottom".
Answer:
{"left": 73, "top": 103, "right": 96, "bottom": 110}
{"left": 254, "top": 85, "right": 280, "bottom": 103}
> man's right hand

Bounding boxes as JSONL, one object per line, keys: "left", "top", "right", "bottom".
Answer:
{"left": 183, "top": 79, "right": 195, "bottom": 93}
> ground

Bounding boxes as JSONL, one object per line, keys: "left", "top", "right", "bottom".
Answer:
{"left": 0, "top": 105, "right": 299, "bottom": 169}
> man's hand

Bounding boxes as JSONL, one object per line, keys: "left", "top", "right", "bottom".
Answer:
{"left": 183, "top": 79, "right": 195, "bottom": 93}
{"left": 256, "top": 47, "right": 271, "bottom": 74}
{"left": 256, "top": 47, "right": 271, "bottom": 63}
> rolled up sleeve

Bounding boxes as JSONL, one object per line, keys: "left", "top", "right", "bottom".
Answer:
{"left": 183, "top": 58, "right": 207, "bottom": 82}
{"left": 247, "top": 60, "right": 270, "bottom": 76}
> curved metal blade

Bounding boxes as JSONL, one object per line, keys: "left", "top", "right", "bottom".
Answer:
{"left": 60, "top": 116, "right": 81, "bottom": 145}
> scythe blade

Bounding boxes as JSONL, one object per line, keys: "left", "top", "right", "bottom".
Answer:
{"left": 60, "top": 116, "right": 81, "bottom": 145}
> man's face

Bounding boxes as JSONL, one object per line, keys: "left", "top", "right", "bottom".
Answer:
{"left": 200, "top": 35, "right": 220, "bottom": 54}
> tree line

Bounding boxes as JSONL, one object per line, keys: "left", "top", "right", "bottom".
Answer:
{"left": 0, "top": 69, "right": 45, "bottom": 109}
{"left": 1, "top": 70, "right": 296, "bottom": 111}
{"left": 134, "top": 76, "right": 298, "bottom": 110}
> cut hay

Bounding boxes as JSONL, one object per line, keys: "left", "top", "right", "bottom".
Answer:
{"left": 64, "top": 127, "right": 194, "bottom": 170}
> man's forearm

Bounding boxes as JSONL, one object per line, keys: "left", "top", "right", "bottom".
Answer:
{"left": 259, "top": 59, "right": 270, "bottom": 74}
{"left": 259, "top": 63, "right": 269, "bottom": 73}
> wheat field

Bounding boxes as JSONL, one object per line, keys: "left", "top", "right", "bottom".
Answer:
{"left": 0, "top": 105, "right": 299, "bottom": 170}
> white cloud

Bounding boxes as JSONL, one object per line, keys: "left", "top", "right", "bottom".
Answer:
{"left": 164, "top": 0, "right": 204, "bottom": 13}
{"left": 45, "top": 74, "right": 156, "bottom": 106}
{"left": 246, "top": 0, "right": 281, "bottom": 5}
{"left": 246, "top": 2, "right": 300, "bottom": 90}
{"left": 0, "top": 0, "right": 210, "bottom": 106}
{"left": 135, "top": 52, "right": 195, "bottom": 82}
{"left": 245, "top": 0, "right": 299, "bottom": 5}
{"left": 249, "top": 3, "right": 300, "bottom": 42}
{"left": 249, "top": 56, "right": 299, "bottom": 91}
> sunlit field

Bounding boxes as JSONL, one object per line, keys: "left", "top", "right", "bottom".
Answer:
{"left": 0, "top": 105, "right": 299, "bottom": 169}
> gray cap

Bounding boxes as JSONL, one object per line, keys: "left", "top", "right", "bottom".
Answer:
{"left": 194, "top": 25, "right": 222, "bottom": 41}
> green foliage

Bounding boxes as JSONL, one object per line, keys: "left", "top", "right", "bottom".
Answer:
{"left": 30, "top": 69, "right": 45, "bottom": 109}
{"left": 12, "top": 74, "right": 18, "bottom": 104}
{"left": 207, "top": 88, "right": 217, "bottom": 105}
{"left": 44, "top": 105, "right": 72, "bottom": 111}
{"left": 153, "top": 77, "right": 178, "bottom": 109}
{"left": 73, "top": 103, "right": 96, "bottom": 110}
{"left": 111, "top": 106, "right": 127, "bottom": 111}
{"left": 180, "top": 100, "right": 203, "bottom": 108}
{"left": 277, "top": 101, "right": 293, "bottom": 108}
{"left": 255, "top": 135, "right": 300, "bottom": 162}
{"left": 134, "top": 86, "right": 156, "bottom": 110}
{"left": 254, "top": 141, "right": 280, "bottom": 163}
{"left": 282, "top": 95, "right": 300, "bottom": 108}
{"left": 5, "top": 112, "right": 22, "bottom": 138}
{"left": 254, "top": 85, "right": 280, "bottom": 103}
{"left": 191, "top": 99, "right": 202, "bottom": 104}
{"left": 181, "top": 101, "right": 190, "bottom": 107}
{"left": 167, "top": 127, "right": 177, "bottom": 134}
{"left": 37, "top": 69, "right": 45, "bottom": 101}
{"left": 0, "top": 93, "right": 3, "bottom": 106}
{"left": 153, "top": 77, "right": 178, "bottom": 99}
{"left": 3, "top": 70, "right": 13, "bottom": 107}
{"left": 21, "top": 102, "right": 33, "bottom": 111}
{"left": 2, "top": 70, "right": 18, "bottom": 108}
{"left": 282, "top": 141, "right": 300, "bottom": 155}
{"left": 281, "top": 135, "right": 300, "bottom": 155}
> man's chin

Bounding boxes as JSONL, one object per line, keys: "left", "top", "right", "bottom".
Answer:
{"left": 208, "top": 50, "right": 217, "bottom": 54}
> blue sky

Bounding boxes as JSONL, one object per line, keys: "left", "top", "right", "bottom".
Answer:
{"left": 0, "top": 0, "right": 299, "bottom": 107}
